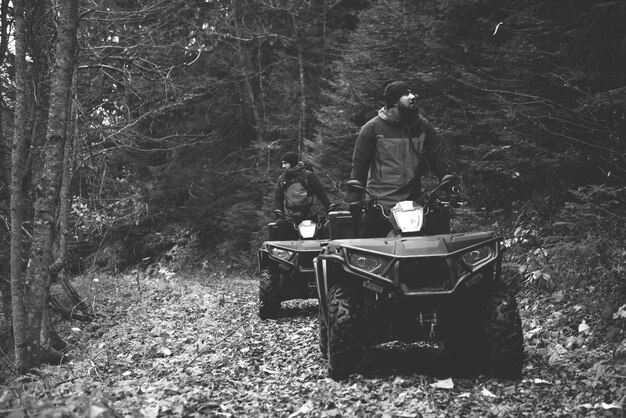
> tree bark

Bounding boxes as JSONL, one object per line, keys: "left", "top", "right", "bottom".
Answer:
{"left": 50, "top": 83, "right": 93, "bottom": 318}
{"left": 290, "top": 12, "right": 307, "bottom": 154}
{"left": 56, "top": 92, "right": 76, "bottom": 270}
{"left": 18, "top": 0, "right": 79, "bottom": 371}
{"left": 297, "top": 46, "right": 307, "bottom": 154}
{"left": 233, "top": 9, "right": 264, "bottom": 144}
{"left": 0, "top": 0, "right": 9, "bottom": 191}
{"left": 11, "top": 0, "right": 32, "bottom": 374}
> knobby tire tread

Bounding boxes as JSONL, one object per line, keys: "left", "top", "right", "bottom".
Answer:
{"left": 319, "top": 308, "right": 328, "bottom": 359}
{"left": 484, "top": 282, "right": 524, "bottom": 379}
{"left": 259, "top": 270, "right": 281, "bottom": 320}
{"left": 327, "top": 284, "right": 363, "bottom": 380}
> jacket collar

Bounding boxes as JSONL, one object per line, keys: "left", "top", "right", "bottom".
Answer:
{"left": 378, "top": 106, "right": 421, "bottom": 128}
{"left": 284, "top": 162, "right": 305, "bottom": 177}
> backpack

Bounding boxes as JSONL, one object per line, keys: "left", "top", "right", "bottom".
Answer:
{"left": 282, "top": 171, "right": 314, "bottom": 219}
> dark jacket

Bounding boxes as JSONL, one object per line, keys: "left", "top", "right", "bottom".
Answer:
{"left": 351, "top": 107, "right": 447, "bottom": 209}
{"left": 274, "top": 163, "right": 331, "bottom": 219}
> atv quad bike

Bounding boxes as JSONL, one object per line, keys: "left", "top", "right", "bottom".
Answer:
{"left": 257, "top": 207, "right": 351, "bottom": 319}
{"left": 315, "top": 175, "right": 524, "bottom": 380}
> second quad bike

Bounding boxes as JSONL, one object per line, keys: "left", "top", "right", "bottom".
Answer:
{"left": 314, "top": 175, "right": 524, "bottom": 380}
{"left": 257, "top": 207, "right": 352, "bottom": 319}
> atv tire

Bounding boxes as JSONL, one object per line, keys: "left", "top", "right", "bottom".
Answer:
{"left": 319, "top": 308, "right": 328, "bottom": 359}
{"left": 259, "top": 269, "right": 281, "bottom": 319}
{"left": 483, "top": 282, "right": 524, "bottom": 379}
{"left": 442, "top": 303, "right": 483, "bottom": 377}
{"left": 327, "top": 284, "right": 363, "bottom": 380}
{"left": 443, "top": 282, "right": 523, "bottom": 379}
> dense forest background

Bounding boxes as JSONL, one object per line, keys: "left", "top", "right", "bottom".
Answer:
{"left": 2, "top": 0, "right": 624, "bottom": 274}
{"left": 0, "top": 0, "right": 624, "bottom": 368}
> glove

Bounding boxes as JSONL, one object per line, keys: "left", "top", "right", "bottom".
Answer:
{"left": 349, "top": 201, "right": 363, "bottom": 216}
{"left": 274, "top": 209, "right": 285, "bottom": 221}
{"left": 349, "top": 190, "right": 363, "bottom": 203}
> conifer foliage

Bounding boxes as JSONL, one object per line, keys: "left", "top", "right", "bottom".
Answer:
{"left": 0, "top": 1, "right": 624, "bottom": 375}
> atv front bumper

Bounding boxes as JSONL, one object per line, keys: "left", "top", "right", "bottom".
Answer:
{"left": 315, "top": 232, "right": 502, "bottom": 317}
{"left": 258, "top": 239, "right": 329, "bottom": 274}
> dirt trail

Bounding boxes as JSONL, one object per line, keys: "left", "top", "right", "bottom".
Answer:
{"left": 0, "top": 270, "right": 623, "bottom": 417}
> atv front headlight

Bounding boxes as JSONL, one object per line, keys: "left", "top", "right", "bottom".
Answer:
{"left": 347, "top": 251, "right": 390, "bottom": 274}
{"left": 460, "top": 245, "right": 493, "bottom": 267}
{"left": 298, "top": 220, "right": 317, "bottom": 239}
{"left": 270, "top": 246, "right": 294, "bottom": 260}
{"left": 390, "top": 201, "right": 424, "bottom": 233}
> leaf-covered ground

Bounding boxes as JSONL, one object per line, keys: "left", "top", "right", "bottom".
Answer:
{"left": 1, "top": 264, "right": 624, "bottom": 417}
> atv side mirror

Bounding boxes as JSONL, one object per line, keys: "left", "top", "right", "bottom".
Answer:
{"left": 432, "top": 175, "right": 458, "bottom": 194}
{"left": 440, "top": 174, "right": 458, "bottom": 187}
{"left": 346, "top": 179, "right": 366, "bottom": 193}
{"left": 424, "top": 175, "right": 458, "bottom": 205}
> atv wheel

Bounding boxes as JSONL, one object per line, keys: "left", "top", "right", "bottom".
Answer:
{"left": 483, "top": 282, "right": 524, "bottom": 379}
{"left": 259, "top": 269, "right": 281, "bottom": 319}
{"left": 443, "top": 282, "right": 524, "bottom": 379}
{"left": 327, "top": 284, "right": 363, "bottom": 380}
{"left": 319, "top": 308, "right": 328, "bottom": 359}
{"left": 442, "top": 303, "right": 483, "bottom": 376}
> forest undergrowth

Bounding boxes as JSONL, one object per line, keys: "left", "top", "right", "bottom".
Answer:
{"left": 1, "top": 197, "right": 625, "bottom": 417}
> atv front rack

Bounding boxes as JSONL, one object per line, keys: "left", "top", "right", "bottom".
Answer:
{"left": 314, "top": 232, "right": 502, "bottom": 307}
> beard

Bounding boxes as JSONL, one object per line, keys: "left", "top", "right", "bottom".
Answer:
{"left": 397, "top": 103, "right": 420, "bottom": 125}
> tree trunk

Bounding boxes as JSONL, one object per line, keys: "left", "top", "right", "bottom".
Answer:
{"left": 17, "top": 0, "right": 79, "bottom": 371}
{"left": 0, "top": 0, "right": 8, "bottom": 195}
{"left": 53, "top": 80, "right": 75, "bottom": 274}
{"left": 56, "top": 94, "right": 76, "bottom": 270}
{"left": 297, "top": 46, "right": 307, "bottom": 154}
{"left": 11, "top": 0, "right": 32, "bottom": 374}
{"left": 23, "top": 1, "right": 52, "bottom": 205}
{"left": 291, "top": 12, "right": 307, "bottom": 154}
{"left": 0, "top": 273, "right": 9, "bottom": 346}
{"left": 234, "top": 14, "right": 264, "bottom": 144}
{"left": 257, "top": 39, "right": 267, "bottom": 129}
{"left": 50, "top": 83, "right": 92, "bottom": 318}
{"left": 0, "top": 0, "right": 9, "bottom": 340}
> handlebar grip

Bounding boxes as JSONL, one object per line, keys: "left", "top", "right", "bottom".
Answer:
{"left": 349, "top": 201, "right": 363, "bottom": 215}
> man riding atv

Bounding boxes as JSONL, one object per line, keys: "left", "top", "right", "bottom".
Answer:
{"left": 275, "top": 151, "right": 332, "bottom": 237}
{"left": 257, "top": 152, "right": 338, "bottom": 320}
{"left": 314, "top": 81, "right": 524, "bottom": 380}
{"left": 350, "top": 81, "right": 449, "bottom": 237}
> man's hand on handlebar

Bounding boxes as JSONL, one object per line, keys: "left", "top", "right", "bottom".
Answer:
{"left": 327, "top": 203, "right": 339, "bottom": 214}
{"left": 349, "top": 201, "right": 363, "bottom": 216}
{"left": 274, "top": 209, "right": 285, "bottom": 221}
{"left": 349, "top": 190, "right": 363, "bottom": 203}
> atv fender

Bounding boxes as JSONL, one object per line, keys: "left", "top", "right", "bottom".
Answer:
{"left": 314, "top": 254, "right": 370, "bottom": 324}
{"left": 258, "top": 248, "right": 271, "bottom": 271}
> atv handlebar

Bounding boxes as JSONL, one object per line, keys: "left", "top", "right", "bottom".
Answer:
{"left": 346, "top": 175, "right": 467, "bottom": 218}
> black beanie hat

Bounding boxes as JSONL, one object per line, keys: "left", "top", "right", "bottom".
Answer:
{"left": 384, "top": 81, "right": 410, "bottom": 108}
{"left": 281, "top": 151, "right": 299, "bottom": 167}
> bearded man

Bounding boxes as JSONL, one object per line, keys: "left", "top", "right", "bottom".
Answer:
{"left": 349, "top": 81, "right": 450, "bottom": 238}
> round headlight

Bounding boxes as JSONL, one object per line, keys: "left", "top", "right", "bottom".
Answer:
{"left": 460, "top": 246, "right": 492, "bottom": 266}
{"left": 348, "top": 252, "right": 382, "bottom": 272}
{"left": 270, "top": 247, "right": 293, "bottom": 260}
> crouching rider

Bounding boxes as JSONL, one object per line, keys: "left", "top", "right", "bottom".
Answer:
{"left": 274, "top": 151, "right": 331, "bottom": 239}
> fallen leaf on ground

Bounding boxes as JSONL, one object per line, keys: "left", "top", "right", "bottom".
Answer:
{"left": 578, "top": 320, "right": 590, "bottom": 334}
{"left": 481, "top": 387, "right": 496, "bottom": 397}
{"left": 430, "top": 378, "right": 454, "bottom": 389}
{"left": 288, "top": 400, "right": 314, "bottom": 417}
{"left": 601, "top": 394, "right": 625, "bottom": 410}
